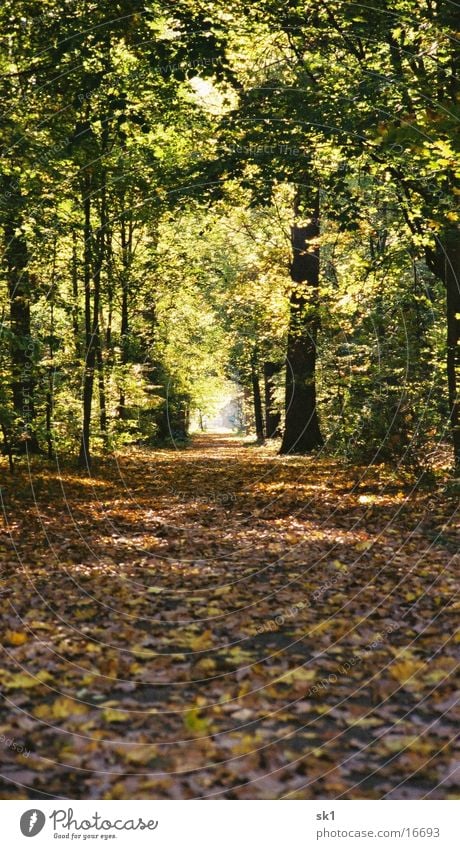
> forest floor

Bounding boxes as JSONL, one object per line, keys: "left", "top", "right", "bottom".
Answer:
{"left": 0, "top": 434, "right": 459, "bottom": 799}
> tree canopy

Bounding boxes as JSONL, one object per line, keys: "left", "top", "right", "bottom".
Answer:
{"left": 0, "top": 0, "right": 457, "bottom": 472}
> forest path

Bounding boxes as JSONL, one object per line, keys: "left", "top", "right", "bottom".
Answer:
{"left": 0, "top": 435, "right": 458, "bottom": 799}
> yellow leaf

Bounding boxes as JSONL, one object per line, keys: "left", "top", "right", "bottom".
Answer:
{"left": 423, "top": 669, "right": 449, "bottom": 684}
{"left": 117, "top": 745, "right": 158, "bottom": 764}
{"left": 5, "top": 630, "right": 28, "bottom": 646}
{"left": 380, "top": 735, "right": 420, "bottom": 753}
{"left": 311, "top": 747, "right": 328, "bottom": 758}
{"left": 184, "top": 708, "right": 210, "bottom": 733}
{"left": 282, "top": 667, "right": 316, "bottom": 684}
{"left": 130, "top": 644, "right": 157, "bottom": 659}
{"left": 195, "top": 657, "right": 217, "bottom": 673}
{"left": 3, "top": 670, "right": 52, "bottom": 689}
{"left": 35, "top": 697, "right": 88, "bottom": 719}
{"left": 190, "top": 629, "right": 214, "bottom": 651}
{"left": 390, "top": 659, "right": 425, "bottom": 686}
{"left": 102, "top": 708, "right": 127, "bottom": 723}
{"left": 227, "top": 646, "right": 252, "bottom": 664}
{"left": 355, "top": 541, "right": 372, "bottom": 552}
{"left": 233, "top": 732, "right": 264, "bottom": 754}
{"left": 313, "top": 619, "right": 338, "bottom": 635}
{"left": 331, "top": 560, "right": 348, "bottom": 572}
{"left": 85, "top": 642, "right": 101, "bottom": 654}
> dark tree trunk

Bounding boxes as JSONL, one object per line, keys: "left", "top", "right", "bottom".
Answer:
{"left": 427, "top": 228, "right": 460, "bottom": 469}
{"left": 78, "top": 148, "right": 111, "bottom": 467}
{"left": 1, "top": 425, "right": 14, "bottom": 473}
{"left": 45, "top": 236, "right": 57, "bottom": 460}
{"left": 264, "top": 361, "right": 282, "bottom": 438}
{"left": 280, "top": 193, "right": 323, "bottom": 455}
{"left": 78, "top": 173, "right": 95, "bottom": 470}
{"left": 71, "top": 227, "right": 81, "bottom": 356}
{"left": 95, "top": 180, "right": 108, "bottom": 449}
{"left": 118, "top": 203, "right": 133, "bottom": 419}
{"left": 105, "top": 212, "right": 114, "bottom": 354}
{"left": 251, "top": 357, "right": 264, "bottom": 442}
{"left": 4, "top": 208, "right": 40, "bottom": 454}
{"left": 243, "top": 385, "right": 253, "bottom": 435}
{"left": 446, "top": 246, "right": 460, "bottom": 470}
{"left": 179, "top": 400, "right": 190, "bottom": 436}
{"left": 96, "top": 338, "right": 108, "bottom": 447}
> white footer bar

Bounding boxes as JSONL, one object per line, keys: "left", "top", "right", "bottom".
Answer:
{"left": 1, "top": 800, "right": 458, "bottom": 849}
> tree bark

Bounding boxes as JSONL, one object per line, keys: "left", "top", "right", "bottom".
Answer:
{"left": 45, "top": 235, "right": 57, "bottom": 460}
{"left": 95, "top": 179, "right": 108, "bottom": 449}
{"left": 118, "top": 203, "right": 133, "bottom": 419}
{"left": 78, "top": 171, "right": 95, "bottom": 470}
{"left": 427, "top": 228, "right": 460, "bottom": 469}
{"left": 251, "top": 356, "right": 264, "bottom": 442}
{"left": 4, "top": 204, "right": 40, "bottom": 453}
{"left": 96, "top": 336, "right": 108, "bottom": 447}
{"left": 280, "top": 193, "right": 323, "bottom": 455}
{"left": 1, "top": 424, "right": 14, "bottom": 473}
{"left": 243, "top": 385, "right": 253, "bottom": 435}
{"left": 264, "top": 361, "right": 281, "bottom": 438}
{"left": 71, "top": 227, "right": 81, "bottom": 356}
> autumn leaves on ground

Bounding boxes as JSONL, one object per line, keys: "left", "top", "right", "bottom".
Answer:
{"left": 0, "top": 434, "right": 458, "bottom": 800}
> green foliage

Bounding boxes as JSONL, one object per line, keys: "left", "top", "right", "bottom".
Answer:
{"left": 0, "top": 0, "right": 457, "bottom": 469}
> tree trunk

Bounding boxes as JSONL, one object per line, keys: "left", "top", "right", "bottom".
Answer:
{"left": 280, "top": 193, "right": 323, "bottom": 455}
{"left": 105, "top": 211, "right": 114, "bottom": 353}
{"left": 1, "top": 424, "right": 14, "bottom": 473}
{"left": 427, "top": 228, "right": 460, "bottom": 469}
{"left": 71, "top": 227, "right": 81, "bottom": 357}
{"left": 243, "top": 385, "right": 253, "bottom": 435}
{"left": 45, "top": 236, "right": 57, "bottom": 460}
{"left": 264, "top": 361, "right": 281, "bottom": 438}
{"left": 96, "top": 337, "right": 108, "bottom": 447}
{"left": 446, "top": 243, "right": 460, "bottom": 470}
{"left": 4, "top": 206, "right": 40, "bottom": 453}
{"left": 118, "top": 204, "right": 133, "bottom": 419}
{"left": 95, "top": 181, "right": 108, "bottom": 449}
{"left": 78, "top": 172, "right": 95, "bottom": 470}
{"left": 251, "top": 357, "right": 264, "bottom": 442}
